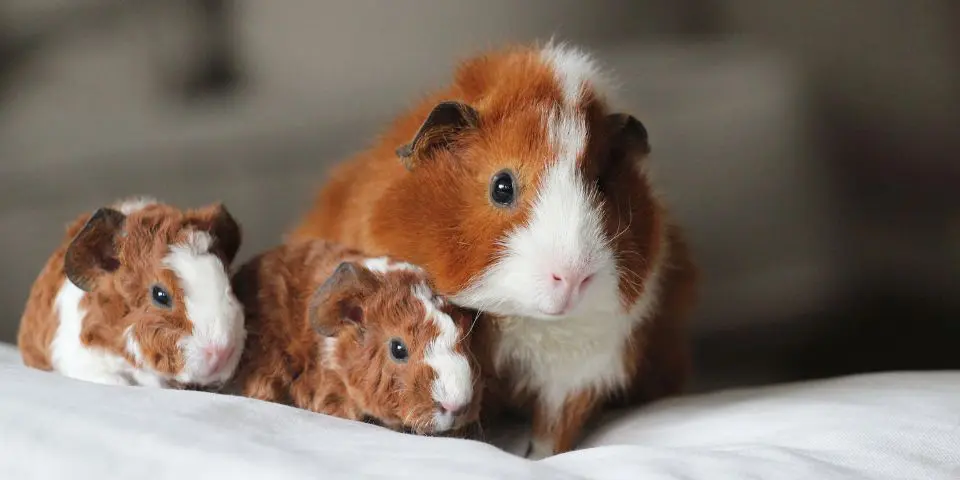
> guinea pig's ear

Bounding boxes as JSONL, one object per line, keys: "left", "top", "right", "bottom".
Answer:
{"left": 192, "top": 203, "right": 243, "bottom": 265}
{"left": 308, "top": 261, "right": 379, "bottom": 337}
{"left": 65, "top": 207, "right": 127, "bottom": 292}
{"left": 606, "top": 113, "right": 651, "bottom": 157}
{"left": 395, "top": 100, "right": 480, "bottom": 170}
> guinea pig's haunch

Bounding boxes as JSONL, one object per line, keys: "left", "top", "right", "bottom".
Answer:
{"left": 292, "top": 40, "right": 698, "bottom": 458}
{"left": 228, "top": 238, "right": 482, "bottom": 436}
{"left": 17, "top": 196, "right": 246, "bottom": 389}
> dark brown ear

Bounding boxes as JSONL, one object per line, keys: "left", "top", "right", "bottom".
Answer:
{"left": 607, "top": 113, "right": 650, "bottom": 157}
{"left": 193, "top": 203, "right": 242, "bottom": 265}
{"left": 65, "top": 207, "right": 126, "bottom": 292}
{"left": 308, "top": 261, "right": 380, "bottom": 337}
{"left": 395, "top": 101, "right": 480, "bottom": 170}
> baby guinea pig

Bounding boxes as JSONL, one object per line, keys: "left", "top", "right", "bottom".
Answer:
{"left": 17, "top": 196, "right": 245, "bottom": 388}
{"left": 228, "top": 238, "right": 481, "bottom": 436}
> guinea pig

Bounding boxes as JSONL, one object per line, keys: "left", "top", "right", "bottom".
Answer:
{"left": 17, "top": 196, "right": 246, "bottom": 389}
{"left": 291, "top": 41, "right": 698, "bottom": 458}
{"left": 227, "top": 238, "right": 481, "bottom": 436}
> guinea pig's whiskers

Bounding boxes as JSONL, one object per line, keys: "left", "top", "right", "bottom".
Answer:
{"left": 402, "top": 411, "right": 420, "bottom": 432}
{"left": 476, "top": 297, "right": 509, "bottom": 314}
{"left": 418, "top": 418, "right": 434, "bottom": 436}
{"left": 456, "top": 311, "right": 482, "bottom": 344}
{"left": 606, "top": 197, "right": 635, "bottom": 248}
{"left": 616, "top": 268, "right": 645, "bottom": 291}
{"left": 465, "top": 349, "right": 482, "bottom": 373}
{"left": 617, "top": 257, "right": 649, "bottom": 281}
{"left": 616, "top": 248, "right": 647, "bottom": 259}
{"left": 608, "top": 225, "right": 631, "bottom": 249}
{"left": 609, "top": 220, "right": 632, "bottom": 246}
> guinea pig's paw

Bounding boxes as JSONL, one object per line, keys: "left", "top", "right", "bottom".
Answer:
{"left": 360, "top": 415, "right": 387, "bottom": 428}
{"left": 449, "top": 421, "right": 485, "bottom": 441}
{"left": 524, "top": 439, "right": 554, "bottom": 461}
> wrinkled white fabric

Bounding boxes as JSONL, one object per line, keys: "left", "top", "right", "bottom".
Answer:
{"left": 1, "top": 343, "right": 957, "bottom": 480}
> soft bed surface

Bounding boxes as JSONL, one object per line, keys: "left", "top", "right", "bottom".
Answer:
{"left": 1, "top": 343, "right": 957, "bottom": 480}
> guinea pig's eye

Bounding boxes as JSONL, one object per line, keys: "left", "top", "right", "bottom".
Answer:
{"left": 387, "top": 337, "right": 409, "bottom": 364}
{"left": 489, "top": 169, "right": 516, "bottom": 207}
{"left": 150, "top": 285, "right": 173, "bottom": 309}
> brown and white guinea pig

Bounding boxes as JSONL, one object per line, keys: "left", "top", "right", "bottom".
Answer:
{"left": 227, "top": 238, "right": 481, "bottom": 436}
{"left": 17, "top": 196, "right": 245, "bottom": 389}
{"left": 291, "top": 41, "right": 698, "bottom": 458}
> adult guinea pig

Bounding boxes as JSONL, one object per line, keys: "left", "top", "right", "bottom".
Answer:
{"left": 227, "top": 238, "right": 481, "bottom": 436}
{"left": 291, "top": 41, "right": 698, "bottom": 458}
{"left": 17, "top": 197, "right": 245, "bottom": 389}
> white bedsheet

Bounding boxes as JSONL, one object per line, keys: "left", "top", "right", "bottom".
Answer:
{"left": 0, "top": 342, "right": 957, "bottom": 480}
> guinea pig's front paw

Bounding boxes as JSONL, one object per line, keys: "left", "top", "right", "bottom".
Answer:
{"left": 449, "top": 421, "right": 485, "bottom": 441}
{"left": 360, "top": 415, "right": 387, "bottom": 428}
{"left": 524, "top": 439, "right": 554, "bottom": 461}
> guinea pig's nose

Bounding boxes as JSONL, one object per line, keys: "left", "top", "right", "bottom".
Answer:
{"left": 550, "top": 271, "right": 594, "bottom": 297}
{"left": 436, "top": 401, "right": 467, "bottom": 417}
{"left": 539, "top": 269, "right": 595, "bottom": 316}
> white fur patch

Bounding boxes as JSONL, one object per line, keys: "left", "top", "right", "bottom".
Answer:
{"left": 494, "top": 231, "right": 668, "bottom": 419}
{"left": 362, "top": 256, "right": 424, "bottom": 274}
{"left": 130, "top": 368, "right": 170, "bottom": 388}
{"left": 546, "top": 106, "right": 587, "bottom": 168}
{"left": 162, "top": 229, "right": 245, "bottom": 385}
{"left": 122, "top": 326, "right": 169, "bottom": 388}
{"left": 320, "top": 337, "right": 339, "bottom": 370}
{"left": 124, "top": 326, "right": 143, "bottom": 366}
{"left": 540, "top": 40, "right": 607, "bottom": 108}
{"left": 526, "top": 437, "right": 555, "bottom": 461}
{"left": 112, "top": 196, "right": 159, "bottom": 215}
{"left": 50, "top": 280, "right": 134, "bottom": 386}
{"left": 413, "top": 283, "right": 473, "bottom": 432}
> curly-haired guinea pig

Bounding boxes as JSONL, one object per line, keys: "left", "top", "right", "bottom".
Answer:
{"left": 17, "top": 196, "right": 245, "bottom": 389}
{"left": 228, "top": 238, "right": 481, "bottom": 436}
{"left": 291, "top": 41, "right": 699, "bottom": 458}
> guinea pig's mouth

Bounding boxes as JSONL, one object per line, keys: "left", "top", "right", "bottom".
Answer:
{"left": 359, "top": 415, "right": 427, "bottom": 434}
{"left": 400, "top": 425, "right": 442, "bottom": 437}
{"left": 400, "top": 419, "right": 479, "bottom": 438}
{"left": 360, "top": 414, "right": 461, "bottom": 437}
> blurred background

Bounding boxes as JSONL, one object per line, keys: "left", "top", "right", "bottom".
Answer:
{"left": 1, "top": 0, "right": 957, "bottom": 393}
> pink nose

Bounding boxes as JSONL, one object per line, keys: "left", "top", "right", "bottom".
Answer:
{"left": 202, "top": 344, "right": 235, "bottom": 376}
{"left": 541, "top": 271, "right": 594, "bottom": 315}
{"left": 437, "top": 401, "right": 467, "bottom": 416}
{"left": 551, "top": 272, "right": 593, "bottom": 292}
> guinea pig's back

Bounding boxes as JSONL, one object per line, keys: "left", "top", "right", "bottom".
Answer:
{"left": 228, "top": 239, "right": 365, "bottom": 400}
{"left": 17, "top": 212, "right": 95, "bottom": 369}
{"left": 290, "top": 92, "right": 456, "bottom": 248}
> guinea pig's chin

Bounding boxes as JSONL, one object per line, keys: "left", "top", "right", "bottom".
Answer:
{"left": 403, "top": 415, "right": 453, "bottom": 436}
